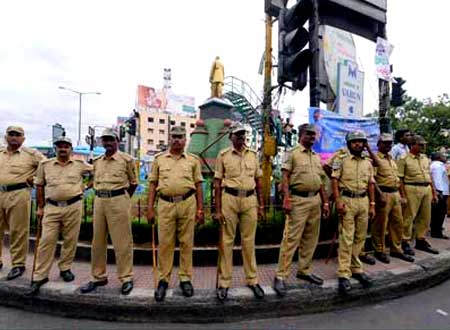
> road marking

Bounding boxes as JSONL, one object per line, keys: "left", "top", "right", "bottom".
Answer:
{"left": 436, "top": 309, "right": 448, "bottom": 316}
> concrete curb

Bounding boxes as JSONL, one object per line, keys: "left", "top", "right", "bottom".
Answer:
{"left": 1, "top": 250, "right": 450, "bottom": 323}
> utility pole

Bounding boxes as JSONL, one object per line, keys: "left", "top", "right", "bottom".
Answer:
{"left": 378, "top": 25, "right": 391, "bottom": 133}
{"left": 309, "top": 0, "right": 320, "bottom": 107}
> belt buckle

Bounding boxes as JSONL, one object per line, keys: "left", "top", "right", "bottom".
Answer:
{"left": 173, "top": 195, "right": 183, "bottom": 203}
{"left": 238, "top": 190, "right": 247, "bottom": 198}
{"left": 0, "top": 186, "right": 6, "bottom": 192}
{"left": 98, "top": 190, "right": 111, "bottom": 198}
{"left": 58, "top": 201, "right": 68, "bottom": 207}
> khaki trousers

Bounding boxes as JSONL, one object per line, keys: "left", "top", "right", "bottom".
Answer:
{"left": 0, "top": 189, "right": 31, "bottom": 267}
{"left": 276, "top": 194, "right": 321, "bottom": 278}
{"left": 91, "top": 194, "right": 133, "bottom": 283}
{"left": 34, "top": 201, "right": 82, "bottom": 281}
{"left": 403, "top": 185, "right": 432, "bottom": 241}
{"left": 157, "top": 195, "right": 196, "bottom": 283}
{"left": 337, "top": 196, "right": 369, "bottom": 279}
{"left": 372, "top": 191, "right": 403, "bottom": 253}
{"left": 218, "top": 192, "right": 258, "bottom": 288}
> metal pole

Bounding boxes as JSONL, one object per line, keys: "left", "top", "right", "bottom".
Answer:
{"left": 78, "top": 93, "right": 82, "bottom": 146}
{"left": 309, "top": 0, "right": 320, "bottom": 107}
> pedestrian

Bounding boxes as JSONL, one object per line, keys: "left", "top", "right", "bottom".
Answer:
{"left": 397, "top": 135, "right": 439, "bottom": 255}
{"left": 371, "top": 133, "right": 414, "bottom": 264}
{"left": 430, "top": 152, "right": 449, "bottom": 239}
{"left": 273, "top": 124, "right": 330, "bottom": 297}
{"left": 391, "top": 129, "right": 412, "bottom": 161}
{"left": 0, "top": 126, "right": 44, "bottom": 280}
{"left": 214, "top": 123, "right": 265, "bottom": 301}
{"left": 147, "top": 126, "right": 204, "bottom": 302}
{"left": 330, "top": 130, "right": 376, "bottom": 294}
{"left": 27, "top": 136, "right": 92, "bottom": 295}
{"left": 80, "top": 128, "right": 137, "bottom": 295}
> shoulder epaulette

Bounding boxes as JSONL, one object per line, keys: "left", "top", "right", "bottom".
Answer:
{"left": 41, "top": 158, "right": 54, "bottom": 165}
{"left": 219, "top": 147, "right": 232, "bottom": 155}
{"left": 154, "top": 151, "right": 167, "bottom": 159}
{"left": 21, "top": 146, "right": 39, "bottom": 155}
{"left": 187, "top": 152, "right": 201, "bottom": 160}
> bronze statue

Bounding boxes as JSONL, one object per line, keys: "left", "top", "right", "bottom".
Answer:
{"left": 209, "top": 56, "right": 224, "bottom": 98}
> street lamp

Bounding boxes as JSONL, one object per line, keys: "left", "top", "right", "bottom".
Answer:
{"left": 58, "top": 86, "right": 101, "bottom": 146}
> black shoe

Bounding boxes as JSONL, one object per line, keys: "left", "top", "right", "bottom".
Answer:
{"left": 6, "top": 266, "right": 25, "bottom": 281}
{"left": 25, "top": 278, "right": 49, "bottom": 296}
{"left": 216, "top": 287, "right": 228, "bottom": 302}
{"left": 415, "top": 240, "right": 439, "bottom": 254}
{"left": 296, "top": 273, "right": 324, "bottom": 285}
{"left": 80, "top": 279, "right": 108, "bottom": 294}
{"left": 273, "top": 277, "right": 287, "bottom": 297}
{"left": 390, "top": 251, "right": 415, "bottom": 262}
{"left": 352, "top": 273, "right": 373, "bottom": 288}
{"left": 155, "top": 280, "right": 168, "bottom": 302}
{"left": 180, "top": 281, "right": 194, "bottom": 297}
{"left": 402, "top": 241, "right": 415, "bottom": 256}
{"left": 374, "top": 252, "right": 390, "bottom": 264}
{"left": 431, "top": 233, "right": 449, "bottom": 239}
{"left": 0, "top": 263, "right": 3, "bottom": 270}
{"left": 359, "top": 254, "right": 376, "bottom": 265}
{"left": 247, "top": 284, "right": 265, "bottom": 300}
{"left": 60, "top": 270, "right": 75, "bottom": 282}
{"left": 338, "top": 278, "right": 352, "bottom": 294}
{"left": 121, "top": 281, "right": 133, "bottom": 295}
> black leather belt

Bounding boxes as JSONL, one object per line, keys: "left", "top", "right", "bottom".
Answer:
{"left": 379, "top": 186, "right": 398, "bottom": 193}
{"left": 341, "top": 190, "right": 367, "bottom": 198}
{"left": 291, "top": 189, "right": 319, "bottom": 198}
{"left": 159, "top": 189, "right": 195, "bottom": 203}
{"left": 224, "top": 187, "right": 255, "bottom": 198}
{"left": 95, "top": 188, "right": 126, "bottom": 198}
{"left": 0, "top": 182, "right": 28, "bottom": 192}
{"left": 47, "top": 195, "right": 82, "bottom": 207}
{"left": 404, "top": 182, "right": 430, "bottom": 187}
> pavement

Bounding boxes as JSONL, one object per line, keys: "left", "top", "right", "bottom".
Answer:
{"left": 1, "top": 233, "right": 450, "bottom": 323}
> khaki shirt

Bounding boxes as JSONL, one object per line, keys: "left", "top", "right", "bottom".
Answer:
{"left": 374, "top": 152, "right": 400, "bottom": 188}
{"left": 331, "top": 153, "right": 373, "bottom": 192}
{"left": 93, "top": 151, "right": 137, "bottom": 190}
{"left": 0, "top": 146, "right": 45, "bottom": 185}
{"left": 282, "top": 145, "right": 326, "bottom": 192}
{"left": 35, "top": 158, "right": 93, "bottom": 201}
{"left": 149, "top": 151, "right": 203, "bottom": 196}
{"left": 397, "top": 152, "right": 431, "bottom": 183}
{"left": 215, "top": 146, "right": 262, "bottom": 190}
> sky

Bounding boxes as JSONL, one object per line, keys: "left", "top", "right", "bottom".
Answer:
{"left": 0, "top": 0, "right": 449, "bottom": 146}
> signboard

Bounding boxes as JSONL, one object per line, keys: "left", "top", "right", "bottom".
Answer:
{"left": 309, "top": 107, "right": 379, "bottom": 162}
{"left": 336, "top": 61, "right": 364, "bottom": 117}
{"left": 375, "top": 37, "right": 394, "bottom": 82}
{"left": 136, "top": 85, "right": 196, "bottom": 116}
{"left": 322, "top": 25, "right": 357, "bottom": 96}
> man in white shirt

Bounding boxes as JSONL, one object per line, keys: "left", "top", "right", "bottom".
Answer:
{"left": 430, "top": 152, "right": 449, "bottom": 239}
{"left": 391, "top": 129, "right": 412, "bottom": 161}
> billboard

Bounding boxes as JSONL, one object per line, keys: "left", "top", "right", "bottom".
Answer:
{"left": 309, "top": 107, "right": 379, "bottom": 162}
{"left": 136, "top": 85, "right": 196, "bottom": 116}
{"left": 336, "top": 61, "right": 364, "bottom": 117}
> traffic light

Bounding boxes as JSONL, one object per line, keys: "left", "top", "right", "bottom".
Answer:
{"left": 125, "top": 118, "right": 136, "bottom": 136}
{"left": 119, "top": 125, "right": 126, "bottom": 141}
{"left": 277, "top": 0, "right": 313, "bottom": 91}
{"left": 391, "top": 77, "right": 407, "bottom": 107}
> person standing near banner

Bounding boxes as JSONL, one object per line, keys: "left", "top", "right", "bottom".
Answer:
{"left": 147, "top": 126, "right": 204, "bottom": 302}
{"left": 273, "top": 124, "right": 329, "bottom": 297}
{"left": 0, "top": 126, "right": 44, "bottom": 280}
{"left": 430, "top": 152, "right": 450, "bottom": 239}
{"left": 331, "top": 130, "right": 376, "bottom": 294}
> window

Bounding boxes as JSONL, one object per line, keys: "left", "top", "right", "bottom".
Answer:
{"left": 180, "top": 122, "right": 186, "bottom": 127}
{"left": 159, "top": 119, "right": 165, "bottom": 124}
{"left": 170, "top": 120, "right": 176, "bottom": 125}
{"left": 159, "top": 129, "right": 165, "bottom": 134}
{"left": 148, "top": 117, "right": 154, "bottom": 123}
{"left": 159, "top": 140, "right": 165, "bottom": 145}
{"left": 190, "top": 123, "right": 195, "bottom": 128}
{"left": 148, "top": 139, "right": 154, "bottom": 145}
{"left": 148, "top": 128, "right": 154, "bottom": 134}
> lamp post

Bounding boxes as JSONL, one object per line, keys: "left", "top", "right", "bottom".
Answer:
{"left": 58, "top": 86, "right": 101, "bottom": 146}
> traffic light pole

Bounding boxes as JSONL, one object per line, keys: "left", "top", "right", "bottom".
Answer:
{"left": 309, "top": 0, "right": 320, "bottom": 107}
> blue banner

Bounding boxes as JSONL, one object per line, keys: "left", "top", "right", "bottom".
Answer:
{"left": 308, "top": 107, "right": 379, "bottom": 161}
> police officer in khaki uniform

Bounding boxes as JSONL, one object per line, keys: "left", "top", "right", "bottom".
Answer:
{"left": 273, "top": 124, "right": 330, "bottom": 297}
{"left": 371, "top": 133, "right": 414, "bottom": 263}
{"left": 80, "top": 128, "right": 137, "bottom": 295}
{"left": 0, "top": 126, "right": 44, "bottom": 280}
{"left": 27, "top": 136, "right": 93, "bottom": 295}
{"left": 331, "top": 130, "right": 376, "bottom": 294}
{"left": 214, "top": 123, "right": 265, "bottom": 302}
{"left": 397, "top": 135, "right": 439, "bottom": 255}
{"left": 147, "top": 126, "right": 204, "bottom": 302}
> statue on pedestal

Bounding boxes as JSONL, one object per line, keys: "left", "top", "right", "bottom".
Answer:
{"left": 209, "top": 56, "right": 224, "bottom": 98}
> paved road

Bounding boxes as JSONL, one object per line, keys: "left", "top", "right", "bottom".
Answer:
{"left": 2, "top": 280, "right": 450, "bottom": 330}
